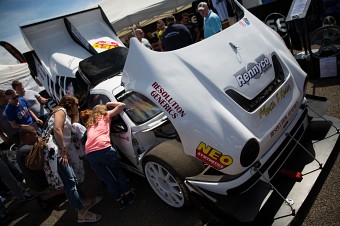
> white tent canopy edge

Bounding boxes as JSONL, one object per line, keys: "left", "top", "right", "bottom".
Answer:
{"left": 0, "top": 63, "right": 44, "bottom": 92}
{"left": 99, "top": 0, "right": 195, "bottom": 32}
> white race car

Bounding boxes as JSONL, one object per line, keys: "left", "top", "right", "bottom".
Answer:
{"left": 21, "top": 1, "right": 317, "bottom": 223}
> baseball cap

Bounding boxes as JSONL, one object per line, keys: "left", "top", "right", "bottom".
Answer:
{"left": 197, "top": 2, "right": 208, "bottom": 11}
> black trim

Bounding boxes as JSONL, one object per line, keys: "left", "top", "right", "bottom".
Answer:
{"left": 226, "top": 55, "right": 285, "bottom": 112}
{"left": 78, "top": 47, "right": 128, "bottom": 87}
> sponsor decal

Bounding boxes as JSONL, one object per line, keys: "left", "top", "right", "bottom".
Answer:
{"left": 270, "top": 101, "right": 299, "bottom": 138}
{"left": 244, "top": 18, "right": 250, "bottom": 25}
{"left": 239, "top": 21, "right": 246, "bottom": 27}
{"left": 259, "top": 84, "right": 291, "bottom": 119}
{"left": 92, "top": 40, "right": 119, "bottom": 49}
{"left": 196, "top": 142, "right": 233, "bottom": 170}
{"left": 150, "top": 82, "right": 186, "bottom": 119}
{"left": 239, "top": 18, "right": 250, "bottom": 27}
{"left": 234, "top": 54, "right": 272, "bottom": 87}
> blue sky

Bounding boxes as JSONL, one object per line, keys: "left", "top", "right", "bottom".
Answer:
{"left": 0, "top": 0, "right": 101, "bottom": 64}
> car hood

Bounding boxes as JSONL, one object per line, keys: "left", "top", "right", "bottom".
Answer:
{"left": 122, "top": 8, "right": 306, "bottom": 175}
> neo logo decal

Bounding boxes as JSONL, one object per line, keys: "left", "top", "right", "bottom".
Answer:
{"left": 196, "top": 142, "right": 233, "bottom": 170}
{"left": 234, "top": 55, "right": 272, "bottom": 87}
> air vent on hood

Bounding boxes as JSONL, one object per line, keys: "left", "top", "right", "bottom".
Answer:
{"left": 226, "top": 55, "right": 285, "bottom": 112}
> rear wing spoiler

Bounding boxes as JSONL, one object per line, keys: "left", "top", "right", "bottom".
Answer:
{"left": 20, "top": 7, "right": 126, "bottom": 101}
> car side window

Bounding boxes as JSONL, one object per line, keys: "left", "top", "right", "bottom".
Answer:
{"left": 87, "top": 94, "right": 111, "bottom": 109}
{"left": 115, "top": 91, "right": 162, "bottom": 125}
{"left": 110, "top": 115, "right": 128, "bottom": 133}
{"left": 87, "top": 94, "right": 128, "bottom": 133}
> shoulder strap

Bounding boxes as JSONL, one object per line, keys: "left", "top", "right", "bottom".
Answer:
{"left": 42, "top": 108, "right": 61, "bottom": 131}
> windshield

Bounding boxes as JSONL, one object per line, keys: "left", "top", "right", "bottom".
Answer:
{"left": 116, "top": 91, "right": 162, "bottom": 124}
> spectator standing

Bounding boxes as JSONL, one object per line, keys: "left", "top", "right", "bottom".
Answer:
{"left": 156, "top": 19, "right": 167, "bottom": 40}
{"left": 156, "top": 20, "right": 167, "bottom": 51}
{"left": 181, "top": 12, "right": 201, "bottom": 43}
{"left": 5, "top": 89, "right": 43, "bottom": 129}
{"left": 45, "top": 95, "right": 101, "bottom": 223}
{"left": 0, "top": 89, "right": 20, "bottom": 146}
{"left": 69, "top": 112, "right": 86, "bottom": 183}
{"left": 192, "top": 0, "right": 212, "bottom": 38}
{"left": 198, "top": 2, "right": 222, "bottom": 39}
{"left": 133, "top": 29, "right": 153, "bottom": 50}
{"left": 85, "top": 102, "right": 136, "bottom": 210}
{"left": 145, "top": 32, "right": 160, "bottom": 50}
{"left": 161, "top": 16, "right": 193, "bottom": 51}
{"left": 12, "top": 80, "right": 49, "bottom": 123}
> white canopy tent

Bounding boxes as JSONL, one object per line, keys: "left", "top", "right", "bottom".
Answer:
{"left": 99, "top": 0, "right": 194, "bottom": 32}
{"left": 0, "top": 63, "right": 44, "bottom": 92}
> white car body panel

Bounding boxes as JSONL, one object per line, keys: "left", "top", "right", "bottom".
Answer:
{"left": 122, "top": 4, "right": 306, "bottom": 176}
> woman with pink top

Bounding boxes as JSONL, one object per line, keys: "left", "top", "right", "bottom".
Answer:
{"left": 85, "top": 102, "right": 135, "bottom": 210}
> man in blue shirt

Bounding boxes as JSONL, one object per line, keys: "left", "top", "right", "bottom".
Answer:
{"left": 4, "top": 89, "right": 43, "bottom": 129}
{"left": 198, "top": 2, "right": 222, "bottom": 39}
{"left": 0, "top": 89, "right": 20, "bottom": 146}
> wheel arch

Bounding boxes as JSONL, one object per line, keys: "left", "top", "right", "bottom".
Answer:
{"left": 142, "top": 139, "right": 205, "bottom": 179}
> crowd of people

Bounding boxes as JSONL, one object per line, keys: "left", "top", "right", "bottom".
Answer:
{"left": 0, "top": 81, "right": 136, "bottom": 224}
{"left": 131, "top": 1, "right": 233, "bottom": 51}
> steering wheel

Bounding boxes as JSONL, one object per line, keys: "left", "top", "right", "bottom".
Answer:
{"left": 310, "top": 25, "right": 340, "bottom": 59}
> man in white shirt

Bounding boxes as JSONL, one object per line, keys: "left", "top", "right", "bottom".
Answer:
{"left": 133, "top": 29, "right": 153, "bottom": 50}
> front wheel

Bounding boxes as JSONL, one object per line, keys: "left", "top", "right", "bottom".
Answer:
{"left": 143, "top": 140, "right": 205, "bottom": 208}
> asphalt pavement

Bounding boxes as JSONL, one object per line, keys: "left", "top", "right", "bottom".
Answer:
{"left": 3, "top": 77, "right": 340, "bottom": 226}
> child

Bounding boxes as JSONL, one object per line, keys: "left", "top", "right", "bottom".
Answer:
{"left": 69, "top": 112, "right": 87, "bottom": 183}
{"left": 85, "top": 102, "right": 135, "bottom": 210}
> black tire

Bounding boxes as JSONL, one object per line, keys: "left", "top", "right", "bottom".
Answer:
{"left": 143, "top": 140, "right": 204, "bottom": 208}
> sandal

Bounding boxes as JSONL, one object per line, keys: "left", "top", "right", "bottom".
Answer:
{"left": 77, "top": 210, "right": 101, "bottom": 223}
{"left": 83, "top": 196, "right": 103, "bottom": 210}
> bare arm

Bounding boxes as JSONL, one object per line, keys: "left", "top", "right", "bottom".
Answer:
{"left": 53, "top": 110, "right": 66, "bottom": 150}
{"left": 53, "top": 110, "right": 69, "bottom": 165}
{"left": 8, "top": 120, "right": 25, "bottom": 129}
{"left": 37, "top": 96, "right": 49, "bottom": 104}
{"left": 106, "top": 102, "right": 125, "bottom": 118}
{"left": 29, "top": 109, "right": 43, "bottom": 125}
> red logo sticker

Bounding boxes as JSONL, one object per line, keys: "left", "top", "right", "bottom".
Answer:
{"left": 92, "top": 40, "right": 119, "bottom": 49}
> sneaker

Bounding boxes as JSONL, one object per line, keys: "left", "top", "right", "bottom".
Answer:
{"left": 125, "top": 188, "right": 136, "bottom": 205}
{"left": 115, "top": 197, "right": 125, "bottom": 210}
{"left": 19, "top": 193, "right": 36, "bottom": 202}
